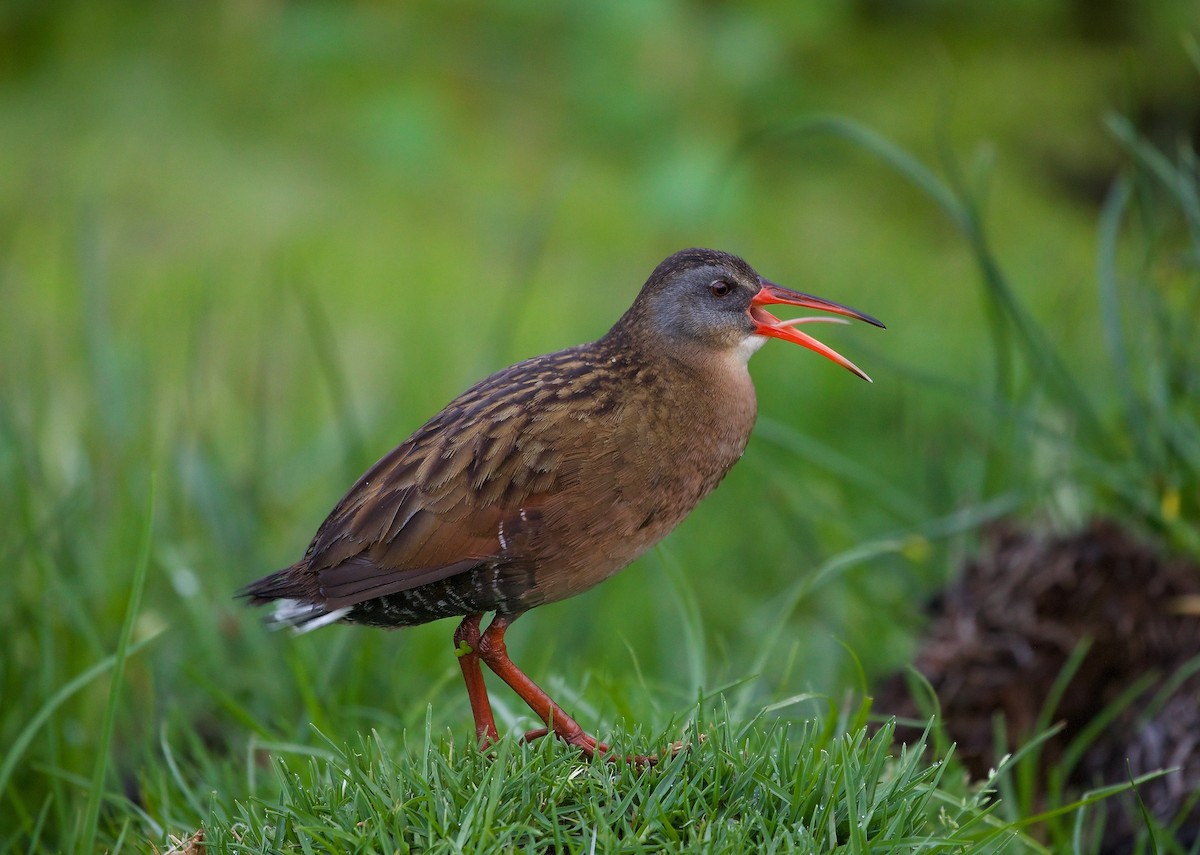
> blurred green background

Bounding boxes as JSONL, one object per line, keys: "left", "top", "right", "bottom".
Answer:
{"left": 2, "top": 0, "right": 1198, "bottom": 845}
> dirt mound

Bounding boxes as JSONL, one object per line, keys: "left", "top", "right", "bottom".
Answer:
{"left": 875, "top": 520, "right": 1200, "bottom": 851}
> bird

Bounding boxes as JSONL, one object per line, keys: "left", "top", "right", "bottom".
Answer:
{"left": 240, "top": 248, "right": 883, "bottom": 763}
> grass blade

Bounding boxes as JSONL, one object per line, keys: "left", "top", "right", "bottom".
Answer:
{"left": 0, "top": 633, "right": 162, "bottom": 798}
{"left": 78, "top": 474, "right": 157, "bottom": 849}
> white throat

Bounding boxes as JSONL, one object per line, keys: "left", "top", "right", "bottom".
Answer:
{"left": 734, "top": 333, "right": 769, "bottom": 365}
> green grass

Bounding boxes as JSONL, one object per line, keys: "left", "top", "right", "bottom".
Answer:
{"left": 161, "top": 714, "right": 1009, "bottom": 853}
{"left": 3, "top": 4, "right": 1199, "bottom": 852}
{"left": 125, "top": 700, "right": 1168, "bottom": 853}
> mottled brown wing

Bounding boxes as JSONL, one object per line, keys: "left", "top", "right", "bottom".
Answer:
{"left": 300, "top": 351, "right": 594, "bottom": 610}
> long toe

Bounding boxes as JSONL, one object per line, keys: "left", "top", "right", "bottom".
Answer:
{"left": 564, "top": 731, "right": 608, "bottom": 758}
{"left": 563, "top": 731, "right": 658, "bottom": 767}
{"left": 520, "top": 727, "right": 550, "bottom": 743}
{"left": 521, "top": 726, "right": 656, "bottom": 766}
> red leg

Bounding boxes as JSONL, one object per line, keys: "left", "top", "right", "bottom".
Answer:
{"left": 477, "top": 613, "right": 655, "bottom": 765}
{"left": 453, "top": 614, "right": 499, "bottom": 749}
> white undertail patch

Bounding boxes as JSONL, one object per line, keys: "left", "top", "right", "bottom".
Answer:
{"left": 269, "top": 599, "right": 351, "bottom": 634}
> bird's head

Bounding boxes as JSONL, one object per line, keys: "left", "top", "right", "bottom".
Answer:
{"left": 618, "top": 248, "right": 885, "bottom": 381}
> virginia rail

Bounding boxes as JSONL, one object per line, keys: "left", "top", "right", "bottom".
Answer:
{"left": 241, "top": 248, "right": 883, "bottom": 762}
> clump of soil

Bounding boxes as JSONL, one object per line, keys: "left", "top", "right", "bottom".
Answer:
{"left": 875, "top": 520, "right": 1200, "bottom": 851}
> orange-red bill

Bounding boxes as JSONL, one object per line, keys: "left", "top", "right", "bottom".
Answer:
{"left": 750, "top": 280, "right": 885, "bottom": 382}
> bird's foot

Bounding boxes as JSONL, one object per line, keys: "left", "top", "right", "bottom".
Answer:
{"left": 520, "top": 726, "right": 657, "bottom": 767}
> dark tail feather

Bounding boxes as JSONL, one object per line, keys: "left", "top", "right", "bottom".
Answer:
{"left": 238, "top": 563, "right": 309, "bottom": 606}
{"left": 238, "top": 564, "right": 349, "bottom": 633}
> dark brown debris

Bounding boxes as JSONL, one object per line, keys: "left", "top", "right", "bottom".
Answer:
{"left": 875, "top": 519, "right": 1200, "bottom": 852}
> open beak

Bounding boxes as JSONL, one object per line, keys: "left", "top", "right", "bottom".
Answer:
{"left": 750, "top": 279, "right": 885, "bottom": 382}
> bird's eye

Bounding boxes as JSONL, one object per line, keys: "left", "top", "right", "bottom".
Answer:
{"left": 709, "top": 280, "right": 732, "bottom": 298}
